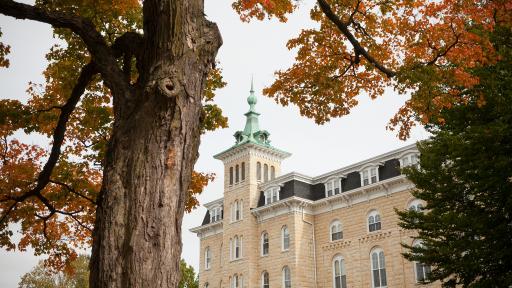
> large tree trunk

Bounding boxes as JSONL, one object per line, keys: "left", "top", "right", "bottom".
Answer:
{"left": 89, "top": 0, "right": 221, "bottom": 287}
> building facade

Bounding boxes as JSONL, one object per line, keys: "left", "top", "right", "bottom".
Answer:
{"left": 190, "top": 84, "right": 437, "bottom": 288}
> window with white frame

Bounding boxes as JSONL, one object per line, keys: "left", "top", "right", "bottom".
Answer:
{"left": 282, "top": 266, "right": 291, "bottom": 288}
{"left": 330, "top": 220, "right": 343, "bottom": 241}
{"left": 371, "top": 248, "right": 387, "bottom": 288}
{"left": 210, "top": 206, "right": 222, "bottom": 223}
{"left": 333, "top": 255, "right": 347, "bottom": 288}
{"left": 231, "top": 274, "right": 239, "bottom": 288}
{"left": 413, "top": 241, "right": 431, "bottom": 283}
{"left": 204, "top": 247, "right": 211, "bottom": 270}
{"left": 400, "top": 153, "right": 420, "bottom": 168}
{"left": 408, "top": 199, "right": 424, "bottom": 212}
{"left": 368, "top": 210, "right": 382, "bottom": 232}
{"left": 360, "top": 167, "right": 378, "bottom": 186}
{"left": 264, "top": 187, "right": 280, "bottom": 205}
{"left": 261, "top": 232, "right": 269, "bottom": 256}
{"left": 261, "top": 271, "right": 269, "bottom": 288}
{"left": 231, "top": 235, "right": 242, "bottom": 260}
{"left": 325, "top": 178, "right": 342, "bottom": 197}
{"left": 231, "top": 200, "right": 242, "bottom": 222}
{"left": 282, "top": 226, "right": 290, "bottom": 250}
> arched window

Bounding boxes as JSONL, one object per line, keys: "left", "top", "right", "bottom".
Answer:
{"left": 330, "top": 220, "right": 343, "bottom": 241}
{"left": 204, "top": 282, "right": 209, "bottom": 288}
{"left": 282, "top": 266, "right": 291, "bottom": 288}
{"left": 231, "top": 274, "right": 239, "bottom": 288}
{"left": 235, "top": 164, "right": 240, "bottom": 183}
{"left": 271, "top": 166, "right": 276, "bottom": 179}
{"left": 257, "top": 162, "right": 262, "bottom": 181}
{"left": 360, "top": 166, "right": 378, "bottom": 186}
{"left": 370, "top": 248, "right": 387, "bottom": 288}
{"left": 261, "top": 271, "right": 269, "bottom": 288}
{"left": 261, "top": 232, "right": 269, "bottom": 256}
{"left": 282, "top": 226, "right": 290, "bottom": 250}
{"left": 229, "top": 167, "right": 233, "bottom": 185}
{"left": 204, "top": 247, "right": 211, "bottom": 270}
{"left": 264, "top": 164, "right": 269, "bottom": 182}
{"left": 333, "top": 255, "right": 347, "bottom": 288}
{"left": 408, "top": 199, "right": 424, "bottom": 212}
{"left": 413, "top": 241, "right": 431, "bottom": 283}
{"left": 241, "top": 162, "right": 246, "bottom": 181}
{"left": 233, "top": 236, "right": 242, "bottom": 260}
{"left": 325, "top": 178, "right": 342, "bottom": 197}
{"left": 368, "top": 210, "right": 381, "bottom": 232}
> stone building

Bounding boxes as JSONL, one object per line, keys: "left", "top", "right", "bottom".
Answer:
{"left": 190, "top": 84, "right": 437, "bottom": 288}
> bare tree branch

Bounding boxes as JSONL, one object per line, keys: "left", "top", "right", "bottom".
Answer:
{"left": 0, "top": 62, "right": 98, "bottom": 225}
{"left": 0, "top": 0, "right": 132, "bottom": 99}
{"left": 317, "top": 0, "right": 396, "bottom": 78}
{"left": 50, "top": 179, "right": 97, "bottom": 205}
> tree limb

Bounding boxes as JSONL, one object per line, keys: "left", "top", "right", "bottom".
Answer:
{"left": 0, "top": 0, "right": 131, "bottom": 99}
{"left": 317, "top": 0, "right": 396, "bottom": 78}
{"left": 0, "top": 62, "right": 98, "bottom": 224}
{"left": 50, "top": 179, "right": 97, "bottom": 205}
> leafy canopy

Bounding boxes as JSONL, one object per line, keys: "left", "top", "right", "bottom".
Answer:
{"left": 234, "top": 0, "right": 511, "bottom": 138}
{"left": 0, "top": 0, "right": 226, "bottom": 272}
{"left": 397, "top": 26, "right": 512, "bottom": 287}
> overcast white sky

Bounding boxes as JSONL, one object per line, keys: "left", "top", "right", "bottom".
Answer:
{"left": 0, "top": 1, "right": 427, "bottom": 287}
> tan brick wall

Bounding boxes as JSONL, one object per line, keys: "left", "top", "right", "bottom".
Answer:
{"left": 313, "top": 189, "right": 440, "bottom": 288}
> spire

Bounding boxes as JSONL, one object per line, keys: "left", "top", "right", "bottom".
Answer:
{"left": 247, "top": 76, "right": 257, "bottom": 113}
{"left": 243, "top": 78, "right": 260, "bottom": 138}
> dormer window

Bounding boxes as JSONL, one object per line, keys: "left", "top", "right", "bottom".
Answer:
{"left": 325, "top": 177, "right": 342, "bottom": 197}
{"left": 400, "top": 153, "right": 420, "bottom": 168}
{"left": 360, "top": 166, "right": 379, "bottom": 186}
{"left": 264, "top": 186, "right": 280, "bottom": 205}
{"left": 210, "top": 206, "right": 222, "bottom": 223}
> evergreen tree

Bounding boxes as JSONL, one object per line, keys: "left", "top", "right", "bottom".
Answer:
{"left": 178, "top": 260, "right": 199, "bottom": 288}
{"left": 398, "top": 27, "right": 512, "bottom": 288}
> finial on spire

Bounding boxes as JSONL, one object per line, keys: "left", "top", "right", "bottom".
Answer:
{"left": 247, "top": 76, "right": 257, "bottom": 111}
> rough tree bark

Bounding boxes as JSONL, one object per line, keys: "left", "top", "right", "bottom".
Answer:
{"left": 89, "top": 1, "right": 222, "bottom": 287}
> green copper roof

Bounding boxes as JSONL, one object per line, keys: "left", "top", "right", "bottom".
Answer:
{"left": 213, "top": 79, "right": 291, "bottom": 160}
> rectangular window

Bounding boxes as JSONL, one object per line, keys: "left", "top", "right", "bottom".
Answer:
{"left": 370, "top": 168, "right": 378, "bottom": 183}
{"left": 334, "top": 180, "right": 341, "bottom": 195}
{"left": 332, "top": 231, "right": 343, "bottom": 241}
{"left": 363, "top": 170, "right": 369, "bottom": 186}
{"left": 326, "top": 182, "right": 333, "bottom": 196}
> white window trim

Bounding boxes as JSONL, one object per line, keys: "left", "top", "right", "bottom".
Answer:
{"left": 281, "top": 226, "right": 290, "bottom": 251}
{"left": 324, "top": 177, "right": 343, "bottom": 197}
{"left": 332, "top": 255, "right": 346, "bottom": 288}
{"left": 264, "top": 186, "right": 281, "bottom": 205}
{"left": 282, "top": 266, "right": 291, "bottom": 288}
{"left": 399, "top": 152, "right": 420, "bottom": 168}
{"left": 367, "top": 210, "right": 382, "bottom": 233}
{"left": 408, "top": 199, "right": 424, "bottom": 212}
{"left": 370, "top": 248, "right": 387, "bottom": 288}
{"left": 261, "top": 271, "right": 269, "bottom": 288}
{"left": 359, "top": 163, "right": 382, "bottom": 186}
{"left": 204, "top": 247, "right": 211, "bottom": 270}
{"left": 330, "top": 220, "right": 343, "bottom": 242}
{"left": 413, "top": 241, "right": 431, "bottom": 283}
{"left": 261, "top": 232, "right": 269, "bottom": 256}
